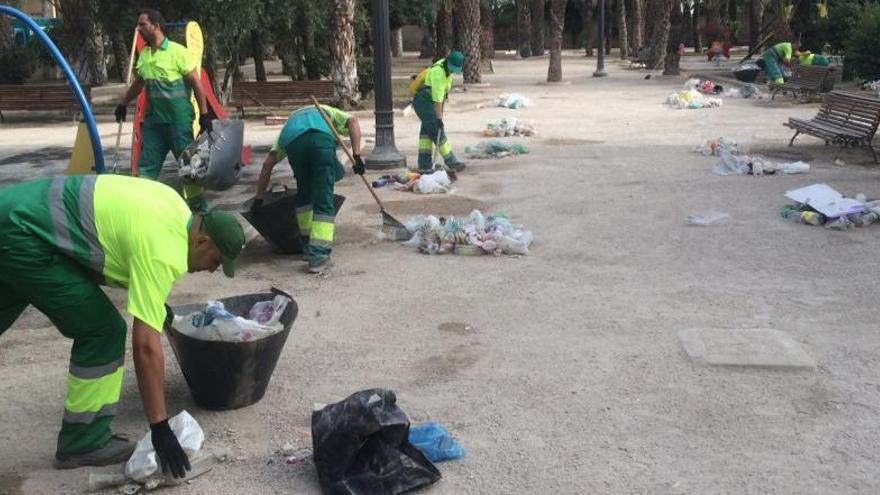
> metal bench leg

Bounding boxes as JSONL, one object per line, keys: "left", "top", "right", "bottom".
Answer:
{"left": 788, "top": 131, "right": 800, "bottom": 147}
{"left": 0, "top": 109, "right": 4, "bottom": 123}
{"left": 867, "top": 144, "right": 879, "bottom": 163}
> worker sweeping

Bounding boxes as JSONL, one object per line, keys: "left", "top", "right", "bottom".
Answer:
{"left": 0, "top": 175, "right": 245, "bottom": 476}
{"left": 410, "top": 51, "right": 467, "bottom": 174}
{"left": 252, "top": 105, "right": 363, "bottom": 274}
{"left": 115, "top": 8, "right": 211, "bottom": 212}
{"left": 759, "top": 40, "right": 800, "bottom": 85}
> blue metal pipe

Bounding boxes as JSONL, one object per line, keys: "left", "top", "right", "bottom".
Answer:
{"left": 0, "top": 5, "right": 105, "bottom": 173}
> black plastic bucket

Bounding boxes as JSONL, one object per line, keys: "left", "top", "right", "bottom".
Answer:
{"left": 241, "top": 188, "right": 345, "bottom": 254}
{"left": 164, "top": 290, "right": 298, "bottom": 410}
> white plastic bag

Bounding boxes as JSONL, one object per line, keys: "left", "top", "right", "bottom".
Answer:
{"left": 414, "top": 171, "right": 451, "bottom": 194}
{"left": 173, "top": 299, "right": 286, "bottom": 342}
{"left": 247, "top": 295, "right": 290, "bottom": 326}
{"left": 781, "top": 161, "right": 810, "bottom": 174}
{"left": 125, "top": 411, "right": 204, "bottom": 482}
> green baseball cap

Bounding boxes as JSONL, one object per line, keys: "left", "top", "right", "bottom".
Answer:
{"left": 447, "top": 51, "right": 465, "bottom": 73}
{"left": 202, "top": 209, "right": 246, "bottom": 277}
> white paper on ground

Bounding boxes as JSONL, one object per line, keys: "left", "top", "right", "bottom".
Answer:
{"left": 785, "top": 183, "right": 866, "bottom": 218}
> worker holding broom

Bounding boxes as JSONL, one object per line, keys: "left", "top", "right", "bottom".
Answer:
{"left": 0, "top": 175, "right": 245, "bottom": 476}
{"left": 252, "top": 105, "right": 364, "bottom": 274}
{"left": 115, "top": 8, "right": 212, "bottom": 212}
{"left": 410, "top": 51, "right": 467, "bottom": 174}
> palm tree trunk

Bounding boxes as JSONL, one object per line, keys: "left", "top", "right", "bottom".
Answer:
{"left": 681, "top": 1, "right": 693, "bottom": 46}
{"left": 420, "top": 24, "right": 437, "bottom": 59}
{"left": 631, "top": 0, "right": 643, "bottom": 51}
{"left": 618, "top": 0, "right": 629, "bottom": 58}
{"left": 663, "top": 1, "right": 683, "bottom": 74}
{"left": 56, "top": 0, "right": 107, "bottom": 86}
{"left": 328, "top": 0, "right": 359, "bottom": 107}
{"left": 480, "top": 0, "right": 495, "bottom": 59}
{"left": 692, "top": 0, "right": 703, "bottom": 52}
{"left": 517, "top": 0, "right": 532, "bottom": 57}
{"left": 581, "top": 0, "right": 594, "bottom": 56}
{"left": 748, "top": 0, "right": 764, "bottom": 51}
{"left": 252, "top": 30, "right": 267, "bottom": 82}
{"left": 391, "top": 28, "right": 403, "bottom": 57}
{"left": 436, "top": 2, "right": 454, "bottom": 59}
{"left": 648, "top": 0, "right": 672, "bottom": 68}
{"left": 529, "top": 0, "right": 545, "bottom": 55}
{"left": 111, "top": 30, "right": 130, "bottom": 83}
{"left": 547, "top": 0, "right": 566, "bottom": 81}
{"left": 455, "top": 0, "right": 482, "bottom": 83}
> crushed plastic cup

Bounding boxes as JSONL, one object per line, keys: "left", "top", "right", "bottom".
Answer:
{"left": 686, "top": 211, "right": 731, "bottom": 226}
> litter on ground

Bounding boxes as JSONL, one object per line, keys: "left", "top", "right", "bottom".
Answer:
{"left": 465, "top": 140, "right": 529, "bottom": 159}
{"left": 401, "top": 210, "right": 534, "bottom": 256}
{"left": 486, "top": 93, "right": 529, "bottom": 109}
{"left": 712, "top": 149, "right": 809, "bottom": 176}
{"left": 666, "top": 90, "right": 723, "bottom": 109}
{"left": 785, "top": 184, "right": 865, "bottom": 218}
{"left": 126, "top": 411, "right": 204, "bottom": 483}
{"left": 484, "top": 117, "right": 537, "bottom": 137}
{"left": 173, "top": 295, "right": 290, "bottom": 342}
{"left": 409, "top": 422, "right": 465, "bottom": 463}
{"left": 687, "top": 211, "right": 731, "bottom": 226}
{"left": 693, "top": 137, "right": 738, "bottom": 156}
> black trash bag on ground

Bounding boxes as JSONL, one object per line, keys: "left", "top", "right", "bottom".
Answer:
{"left": 311, "top": 389, "right": 441, "bottom": 495}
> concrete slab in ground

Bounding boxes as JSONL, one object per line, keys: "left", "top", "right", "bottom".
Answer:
{"left": 679, "top": 328, "right": 816, "bottom": 370}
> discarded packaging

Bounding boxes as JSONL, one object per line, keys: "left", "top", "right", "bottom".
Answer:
{"left": 177, "top": 119, "right": 244, "bottom": 191}
{"left": 414, "top": 170, "right": 452, "bottom": 194}
{"left": 484, "top": 117, "right": 537, "bottom": 137}
{"left": 666, "top": 89, "right": 722, "bottom": 109}
{"left": 409, "top": 422, "right": 465, "bottom": 463}
{"left": 694, "top": 137, "right": 738, "bottom": 156}
{"left": 312, "top": 389, "right": 441, "bottom": 495}
{"left": 464, "top": 140, "right": 529, "bottom": 159}
{"left": 712, "top": 149, "right": 775, "bottom": 176}
{"left": 173, "top": 295, "right": 290, "bottom": 342}
{"left": 781, "top": 161, "right": 810, "bottom": 174}
{"left": 125, "top": 411, "right": 204, "bottom": 483}
{"left": 686, "top": 211, "right": 731, "bottom": 226}
{"left": 487, "top": 93, "right": 529, "bottom": 109}
{"left": 401, "top": 210, "right": 534, "bottom": 256}
{"left": 785, "top": 184, "right": 865, "bottom": 218}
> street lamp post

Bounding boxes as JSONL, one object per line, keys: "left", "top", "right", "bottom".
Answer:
{"left": 593, "top": 0, "right": 608, "bottom": 77}
{"left": 365, "top": 0, "right": 406, "bottom": 169}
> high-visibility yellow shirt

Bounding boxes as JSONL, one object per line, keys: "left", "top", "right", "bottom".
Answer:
{"left": 425, "top": 60, "right": 453, "bottom": 103}
{"left": 136, "top": 37, "right": 197, "bottom": 123}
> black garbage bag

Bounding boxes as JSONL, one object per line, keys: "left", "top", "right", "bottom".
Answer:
{"left": 311, "top": 389, "right": 441, "bottom": 495}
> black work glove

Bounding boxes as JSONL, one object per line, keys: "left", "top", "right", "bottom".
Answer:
{"left": 352, "top": 154, "right": 366, "bottom": 175}
{"left": 150, "top": 419, "right": 191, "bottom": 479}
{"left": 251, "top": 197, "right": 264, "bottom": 213}
{"left": 114, "top": 104, "right": 127, "bottom": 123}
{"left": 437, "top": 119, "right": 444, "bottom": 131}
{"left": 198, "top": 114, "right": 212, "bottom": 135}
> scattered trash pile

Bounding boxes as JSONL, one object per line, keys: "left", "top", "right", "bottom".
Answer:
{"left": 685, "top": 78, "right": 724, "bottom": 95}
{"left": 693, "top": 137, "right": 738, "bottom": 156}
{"left": 402, "top": 209, "right": 534, "bottom": 256}
{"left": 666, "top": 89, "right": 722, "bottom": 109}
{"left": 485, "top": 92, "right": 530, "bottom": 109}
{"left": 711, "top": 148, "right": 810, "bottom": 176}
{"left": 723, "top": 83, "right": 764, "bottom": 99}
{"left": 781, "top": 183, "right": 880, "bottom": 229}
{"left": 484, "top": 117, "right": 537, "bottom": 137}
{"left": 464, "top": 140, "right": 529, "bottom": 159}
{"left": 681, "top": 78, "right": 765, "bottom": 101}
{"left": 173, "top": 294, "right": 291, "bottom": 342}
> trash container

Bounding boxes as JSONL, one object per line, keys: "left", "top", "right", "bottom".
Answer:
{"left": 164, "top": 290, "right": 299, "bottom": 410}
{"left": 240, "top": 187, "right": 346, "bottom": 254}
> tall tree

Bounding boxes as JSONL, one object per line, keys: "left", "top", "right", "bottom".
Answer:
{"left": 251, "top": 30, "right": 267, "bottom": 82}
{"left": 329, "top": 0, "right": 359, "bottom": 107}
{"left": 56, "top": 0, "right": 107, "bottom": 86}
{"left": 480, "top": 0, "right": 495, "bottom": 60}
{"left": 647, "top": 0, "right": 672, "bottom": 68}
{"left": 546, "top": 0, "right": 566, "bottom": 81}
{"left": 436, "top": 0, "right": 454, "bottom": 58}
{"left": 631, "top": 0, "right": 643, "bottom": 50}
{"left": 577, "top": 0, "right": 593, "bottom": 56}
{"left": 618, "top": 0, "right": 629, "bottom": 58}
{"left": 692, "top": 0, "right": 702, "bottom": 52}
{"left": 748, "top": 0, "right": 764, "bottom": 51}
{"left": 516, "top": 0, "right": 532, "bottom": 57}
{"left": 663, "top": 1, "right": 683, "bottom": 74}
{"left": 681, "top": 0, "right": 693, "bottom": 46}
{"left": 455, "top": 0, "right": 481, "bottom": 83}
{"left": 391, "top": 28, "right": 404, "bottom": 57}
{"left": 529, "top": 0, "right": 545, "bottom": 55}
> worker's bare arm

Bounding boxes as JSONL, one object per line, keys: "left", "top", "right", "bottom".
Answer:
{"left": 132, "top": 318, "right": 167, "bottom": 425}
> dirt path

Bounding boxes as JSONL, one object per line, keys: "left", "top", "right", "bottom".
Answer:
{"left": 2, "top": 52, "right": 879, "bottom": 494}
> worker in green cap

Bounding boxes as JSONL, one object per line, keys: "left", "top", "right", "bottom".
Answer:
{"left": 412, "top": 50, "right": 467, "bottom": 174}
{"left": 760, "top": 40, "right": 800, "bottom": 85}
{"left": 252, "top": 104, "right": 363, "bottom": 274}
{"left": 796, "top": 49, "right": 830, "bottom": 67}
{"left": 115, "top": 8, "right": 211, "bottom": 212}
{"left": 0, "top": 175, "right": 245, "bottom": 477}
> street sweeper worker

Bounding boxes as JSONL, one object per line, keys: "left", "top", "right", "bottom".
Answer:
{"left": 0, "top": 175, "right": 245, "bottom": 476}
{"left": 411, "top": 51, "right": 467, "bottom": 174}
{"left": 760, "top": 40, "right": 800, "bottom": 85}
{"left": 114, "top": 8, "right": 211, "bottom": 212}
{"left": 251, "top": 104, "right": 363, "bottom": 274}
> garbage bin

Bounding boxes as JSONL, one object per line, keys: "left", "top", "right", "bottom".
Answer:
{"left": 164, "top": 290, "right": 299, "bottom": 410}
{"left": 241, "top": 187, "right": 346, "bottom": 254}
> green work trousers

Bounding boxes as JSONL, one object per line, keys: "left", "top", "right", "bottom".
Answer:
{"left": 0, "top": 232, "right": 126, "bottom": 456}
{"left": 285, "top": 131, "right": 345, "bottom": 267}
{"left": 140, "top": 121, "right": 207, "bottom": 212}
{"left": 762, "top": 51, "right": 785, "bottom": 85}
{"left": 413, "top": 87, "right": 460, "bottom": 171}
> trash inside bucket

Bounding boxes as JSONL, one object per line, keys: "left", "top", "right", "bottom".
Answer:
{"left": 241, "top": 188, "right": 345, "bottom": 254}
{"left": 164, "top": 290, "right": 299, "bottom": 410}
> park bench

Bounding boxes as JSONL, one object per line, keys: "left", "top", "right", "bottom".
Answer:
{"left": 769, "top": 64, "right": 835, "bottom": 101}
{"left": 783, "top": 90, "right": 880, "bottom": 162}
{"left": 229, "top": 80, "right": 336, "bottom": 118}
{"left": 0, "top": 84, "right": 91, "bottom": 122}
